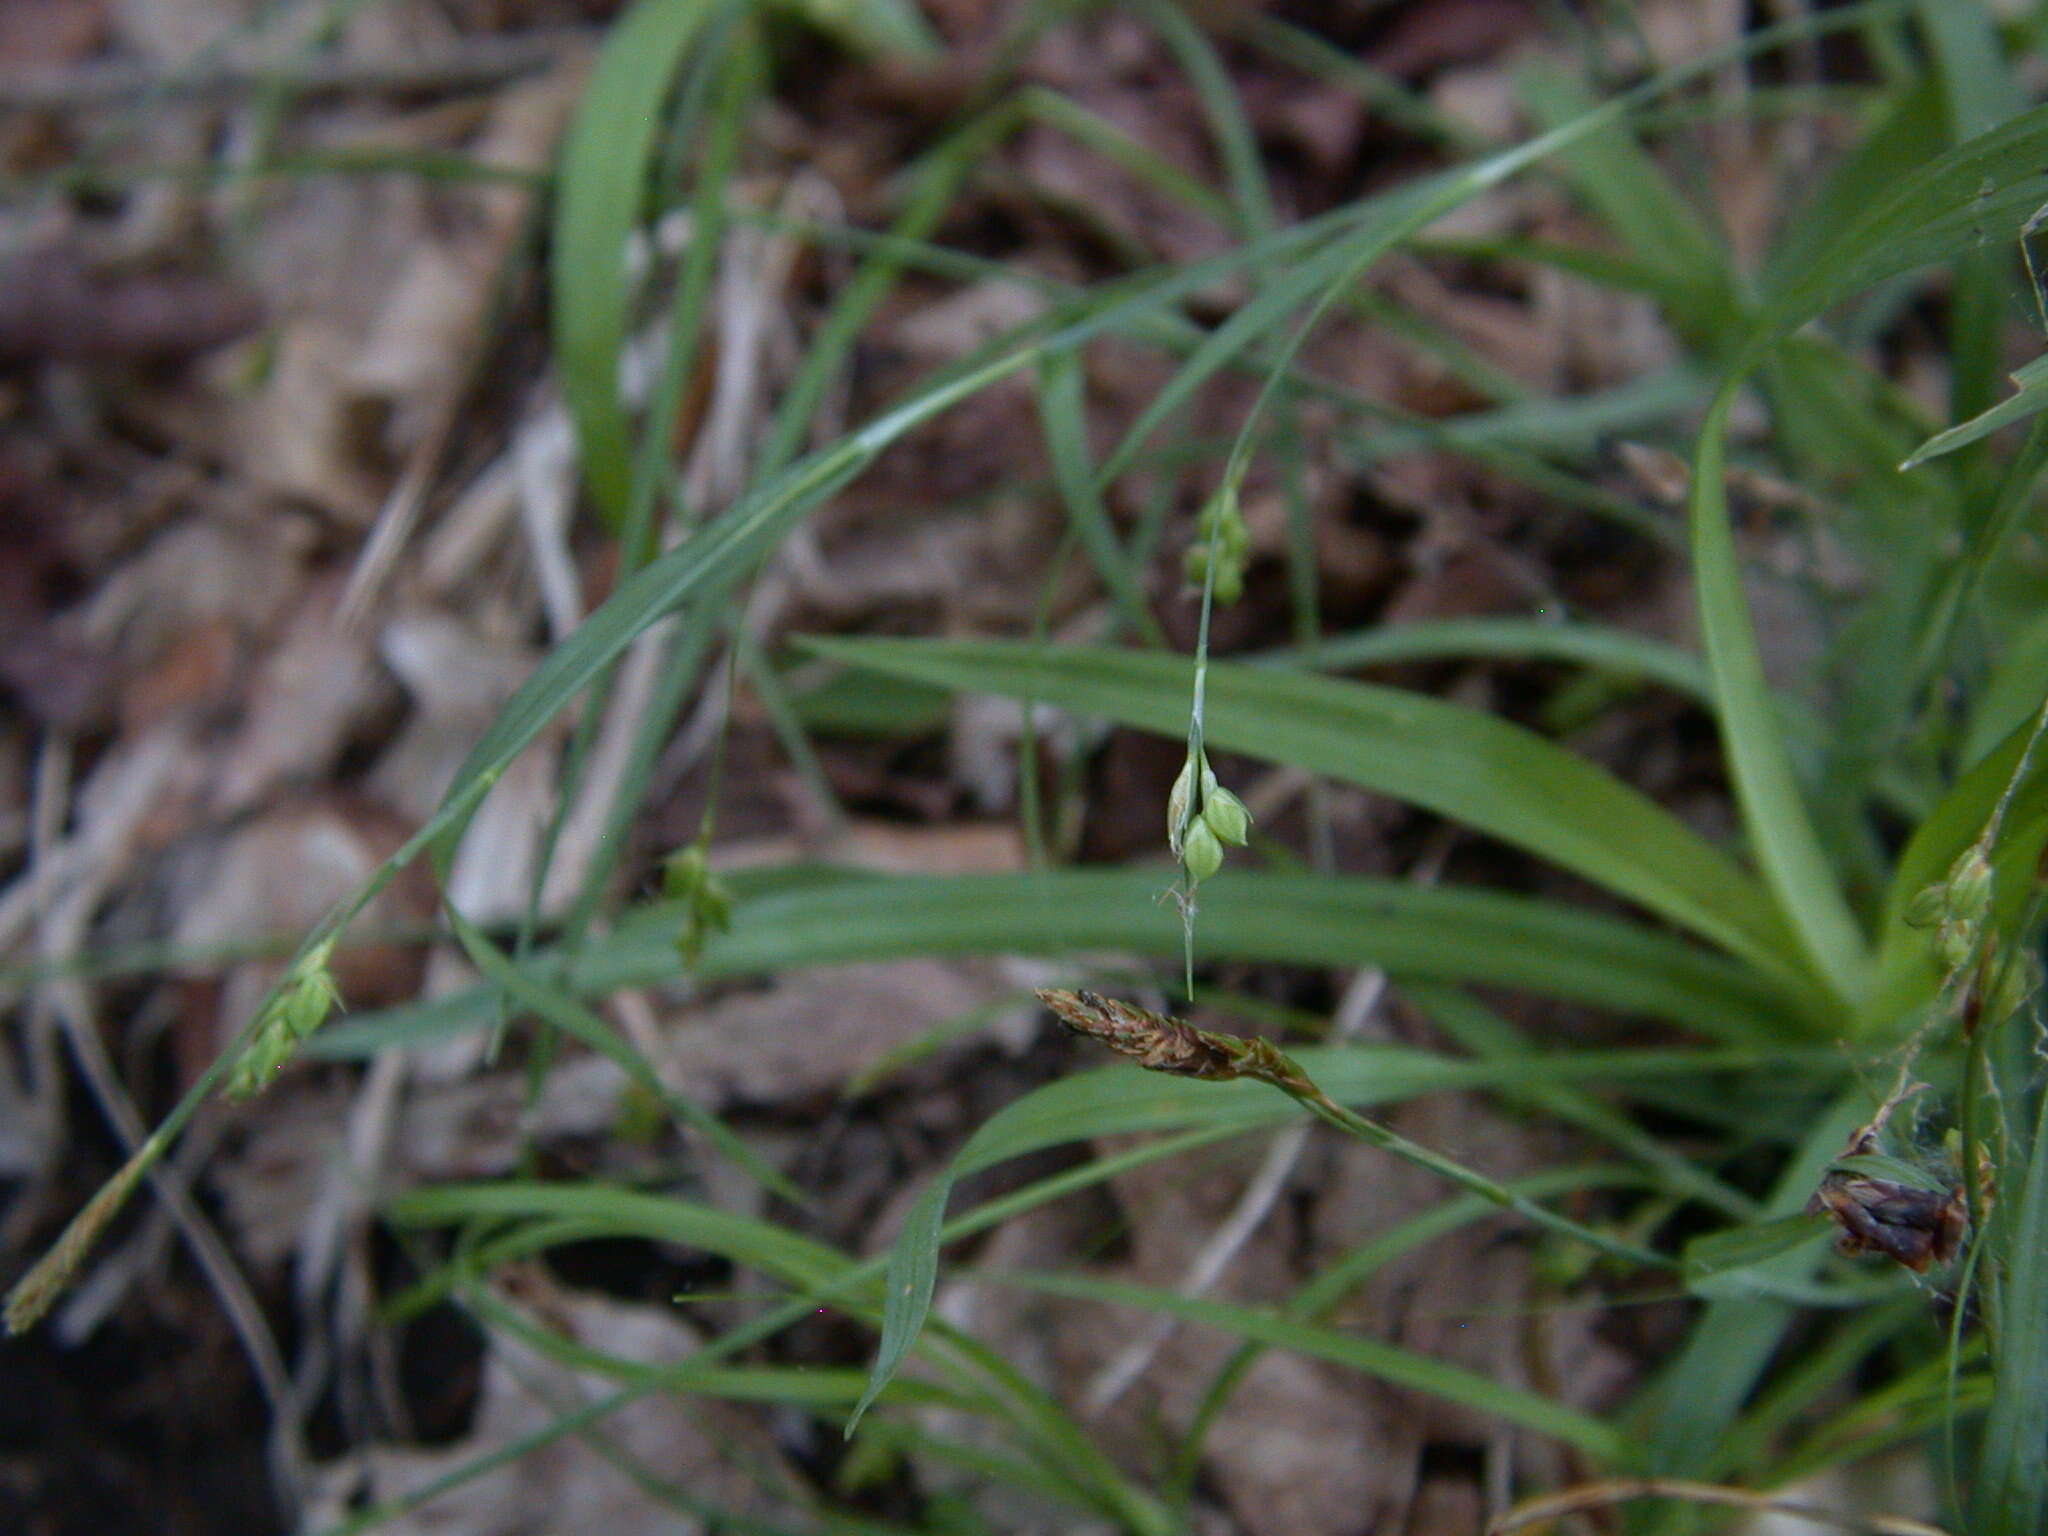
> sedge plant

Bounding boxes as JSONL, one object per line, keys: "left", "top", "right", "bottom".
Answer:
{"left": 12, "top": 4, "right": 2048, "bottom": 1534}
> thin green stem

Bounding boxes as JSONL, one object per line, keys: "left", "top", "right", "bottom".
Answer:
{"left": 1040, "top": 988, "right": 1668, "bottom": 1271}
{"left": 1293, "top": 1085, "right": 1669, "bottom": 1271}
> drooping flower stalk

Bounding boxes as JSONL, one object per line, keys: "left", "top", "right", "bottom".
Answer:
{"left": 1039, "top": 988, "right": 1665, "bottom": 1270}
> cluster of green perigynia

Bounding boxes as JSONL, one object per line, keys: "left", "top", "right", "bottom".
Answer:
{"left": 1905, "top": 842, "right": 2041, "bottom": 1033}
{"left": 1905, "top": 844, "right": 1994, "bottom": 972}
{"left": 1167, "top": 747, "right": 1252, "bottom": 884}
{"left": 227, "top": 941, "right": 341, "bottom": 1099}
{"left": 664, "top": 838, "right": 734, "bottom": 965}
{"left": 1182, "top": 483, "right": 1250, "bottom": 604}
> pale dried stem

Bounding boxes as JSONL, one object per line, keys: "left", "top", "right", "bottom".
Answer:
{"left": 14, "top": 730, "right": 307, "bottom": 1506}
{"left": 1488, "top": 1476, "right": 1949, "bottom": 1536}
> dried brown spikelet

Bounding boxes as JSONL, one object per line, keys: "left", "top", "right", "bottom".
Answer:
{"left": 1033, "top": 988, "right": 1312, "bottom": 1096}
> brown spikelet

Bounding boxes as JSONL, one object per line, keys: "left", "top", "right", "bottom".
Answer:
{"left": 5, "top": 1152, "right": 147, "bottom": 1335}
{"left": 1034, "top": 988, "right": 1312, "bottom": 1095}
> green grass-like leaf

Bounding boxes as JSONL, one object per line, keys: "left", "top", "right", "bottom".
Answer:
{"left": 846, "top": 1033, "right": 1842, "bottom": 1436}
{"left": 311, "top": 867, "right": 1798, "bottom": 1060}
{"left": 1969, "top": 1086, "right": 2048, "bottom": 1532}
{"left": 551, "top": 0, "right": 721, "bottom": 524}
{"left": 998, "top": 1270, "right": 1626, "bottom": 1460}
{"left": 803, "top": 637, "right": 1822, "bottom": 998}
{"left": 1903, "top": 354, "right": 2048, "bottom": 468}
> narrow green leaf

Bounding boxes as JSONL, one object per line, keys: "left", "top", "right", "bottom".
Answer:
{"left": 391, "top": 1180, "right": 850, "bottom": 1291}
{"left": 1094, "top": 1, "right": 1901, "bottom": 486}
{"left": 1758, "top": 100, "right": 2048, "bottom": 339}
{"left": 1686, "top": 385, "right": 1870, "bottom": 1007}
{"left": 995, "top": 1270, "right": 1625, "bottom": 1461}
{"left": 1267, "top": 617, "right": 1714, "bottom": 701}
{"left": 848, "top": 1035, "right": 1837, "bottom": 1444}
{"left": 1636, "top": 1094, "right": 1870, "bottom": 1477}
{"left": 1865, "top": 710, "right": 2048, "bottom": 1029}
{"left": 1970, "top": 1086, "right": 2048, "bottom": 1533}
{"left": 1915, "top": 0, "right": 2018, "bottom": 142}
{"left": 1757, "top": 80, "right": 1945, "bottom": 309}
{"left": 803, "top": 637, "right": 1818, "bottom": 996}
{"left": 1036, "top": 352, "right": 1164, "bottom": 644}
{"left": 1682, "top": 1214, "right": 1832, "bottom": 1299}
{"left": 1902, "top": 354, "right": 2048, "bottom": 468}
{"left": 551, "top": 0, "right": 719, "bottom": 523}
{"left": 442, "top": 906, "right": 803, "bottom": 1205}
{"left": 1140, "top": 0, "right": 1273, "bottom": 240}
{"left": 427, "top": 344, "right": 1040, "bottom": 880}
{"left": 315, "top": 865, "right": 1800, "bottom": 1063}
{"left": 1962, "top": 610, "right": 2048, "bottom": 765}
{"left": 1516, "top": 67, "right": 1737, "bottom": 344}
{"left": 771, "top": 0, "right": 938, "bottom": 61}
{"left": 845, "top": 1170, "right": 948, "bottom": 1433}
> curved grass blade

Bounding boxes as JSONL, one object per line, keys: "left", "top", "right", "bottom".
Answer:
{"left": 771, "top": 0, "right": 937, "bottom": 61}
{"left": 1169, "top": 1166, "right": 1652, "bottom": 1497}
{"left": 311, "top": 867, "right": 1800, "bottom": 1061}
{"left": 1902, "top": 354, "right": 2048, "bottom": 469}
{"left": 802, "top": 637, "right": 1818, "bottom": 996}
{"left": 1404, "top": 982, "right": 1760, "bottom": 1219}
{"left": 994, "top": 1269, "right": 1625, "bottom": 1461}
{"left": 551, "top": 0, "right": 721, "bottom": 524}
{"left": 1685, "top": 385, "right": 1870, "bottom": 1007}
{"left": 1266, "top": 616, "right": 1713, "bottom": 701}
{"left": 1633, "top": 1094, "right": 1871, "bottom": 1483}
{"left": 443, "top": 905, "right": 802, "bottom": 1204}
{"left": 1516, "top": 66, "right": 1738, "bottom": 346}
{"left": 1865, "top": 710, "right": 2048, "bottom": 1029}
{"left": 1036, "top": 351, "right": 1165, "bottom": 644}
{"left": 1662, "top": 101, "right": 2048, "bottom": 1019}
{"left": 394, "top": 1180, "right": 1169, "bottom": 1532}
{"left": 427, "top": 344, "right": 1041, "bottom": 881}
{"left": 1758, "top": 101, "right": 2048, "bottom": 340}
{"left": 335, "top": 1045, "right": 1825, "bottom": 1535}
{"left": 1969, "top": 1085, "right": 2048, "bottom": 1533}
{"left": 1681, "top": 1213, "right": 1832, "bottom": 1300}
{"left": 1705, "top": 1298, "right": 1931, "bottom": 1484}
{"left": 1091, "top": 0, "right": 1905, "bottom": 485}
{"left": 845, "top": 1032, "right": 1838, "bottom": 1436}
{"left": 393, "top": 1180, "right": 847, "bottom": 1288}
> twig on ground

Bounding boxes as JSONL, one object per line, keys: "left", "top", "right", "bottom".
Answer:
{"left": 1488, "top": 1476, "right": 1949, "bottom": 1536}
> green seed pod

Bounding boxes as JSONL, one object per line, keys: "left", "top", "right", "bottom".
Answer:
{"left": 1936, "top": 918, "right": 1976, "bottom": 973}
{"left": 1202, "top": 482, "right": 1246, "bottom": 544}
{"left": 1182, "top": 817, "right": 1225, "bottom": 883}
{"left": 1187, "top": 484, "right": 1251, "bottom": 605}
{"left": 1166, "top": 753, "right": 1198, "bottom": 857}
{"left": 227, "top": 950, "right": 339, "bottom": 1099}
{"left": 1203, "top": 784, "right": 1251, "bottom": 846}
{"left": 664, "top": 842, "right": 710, "bottom": 900}
{"left": 1944, "top": 846, "right": 1994, "bottom": 926}
{"left": 1903, "top": 881, "right": 1946, "bottom": 930}
{"left": 665, "top": 840, "right": 734, "bottom": 965}
{"left": 282, "top": 961, "right": 340, "bottom": 1040}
